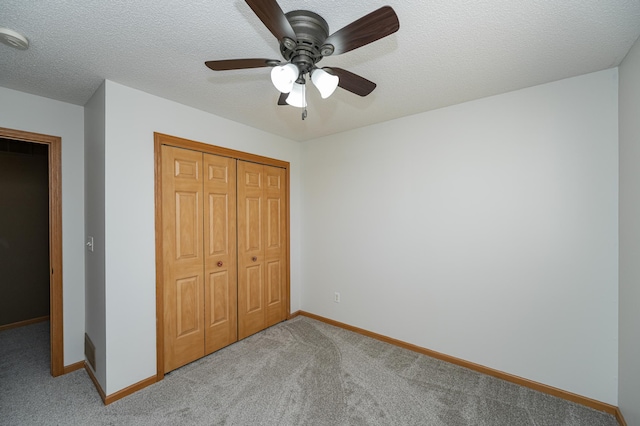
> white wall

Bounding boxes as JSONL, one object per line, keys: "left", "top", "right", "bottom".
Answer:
{"left": 0, "top": 87, "right": 85, "bottom": 365}
{"left": 618, "top": 36, "right": 640, "bottom": 425}
{"left": 301, "top": 69, "right": 619, "bottom": 404}
{"left": 84, "top": 82, "right": 107, "bottom": 388}
{"left": 1, "top": 69, "right": 622, "bottom": 405}
{"left": 102, "top": 80, "right": 301, "bottom": 394}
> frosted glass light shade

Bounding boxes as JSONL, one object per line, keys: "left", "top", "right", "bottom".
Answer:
{"left": 311, "top": 68, "right": 339, "bottom": 98}
{"left": 270, "top": 64, "right": 298, "bottom": 93}
{"left": 286, "top": 82, "right": 307, "bottom": 108}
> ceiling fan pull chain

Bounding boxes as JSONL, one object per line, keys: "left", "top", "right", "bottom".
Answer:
{"left": 302, "top": 79, "right": 307, "bottom": 120}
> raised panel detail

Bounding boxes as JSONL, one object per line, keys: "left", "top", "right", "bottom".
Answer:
{"left": 267, "top": 174, "right": 280, "bottom": 189}
{"left": 245, "top": 171, "right": 261, "bottom": 187}
{"left": 175, "top": 191, "right": 199, "bottom": 260}
{"left": 246, "top": 265, "right": 262, "bottom": 313}
{"left": 209, "top": 271, "right": 229, "bottom": 326}
{"left": 175, "top": 158, "right": 199, "bottom": 180}
{"left": 208, "top": 164, "right": 228, "bottom": 183}
{"left": 246, "top": 197, "right": 261, "bottom": 251}
{"left": 208, "top": 193, "right": 228, "bottom": 256}
{"left": 267, "top": 198, "right": 280, "bottom": 249}
{"left": 176, "top": 276, "right": 200, "bottom": 337}
{"left": 267, "top": 260, "right": 281, "bottom": 306}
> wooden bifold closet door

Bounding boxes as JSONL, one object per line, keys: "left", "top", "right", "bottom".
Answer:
{"left": 162, "top": 145, "right": 286, "bottom": 373}
{"left": 237, "top": 161, "right": 287, "bottom": 339}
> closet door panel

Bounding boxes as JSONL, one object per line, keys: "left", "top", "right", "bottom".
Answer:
{"left": 162, "top": 146, "right": 205, "bottom": 372}
{"left": 203, "top": 154, "right": 237, "bottom": 354}
{"left": 264, "top": 166, "right": 287, "bottom": 327}
{"left": 237, "top": 161, "right": 266, "bottom": 339}
{"left": 238, "top": 162, "right": 287, "bottom": 336}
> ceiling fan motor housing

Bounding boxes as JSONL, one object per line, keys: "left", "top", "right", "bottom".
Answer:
{"left": 282, "top": 10, "right": 334, "bottom": 73}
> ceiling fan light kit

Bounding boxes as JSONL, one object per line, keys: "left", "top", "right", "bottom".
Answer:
{"left": 205, "top": 0, "right": 399, "bottom": 119}
{"left": 286, "top": 81, "right": 307, "bottom": 108}
{"left": 271, "top": 63, "right": 299, "bottom": 93}
{"left": 311, "top": 68, "right": 339, "bottom": 99}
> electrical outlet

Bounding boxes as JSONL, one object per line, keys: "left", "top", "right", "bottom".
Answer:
{"left": 334, "top": 292, "right": 340, "bottom": 303}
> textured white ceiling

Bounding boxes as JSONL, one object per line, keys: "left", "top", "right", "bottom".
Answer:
{"left": 1, "top": 0, "right": 639, "bottom": 141}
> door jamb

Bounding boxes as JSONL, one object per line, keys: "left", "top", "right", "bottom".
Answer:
{"left": 0, "top": 127, "right": 64, "bottom": 377}
{"left": 154, "top": 132, "right": 290, "bottom": 380}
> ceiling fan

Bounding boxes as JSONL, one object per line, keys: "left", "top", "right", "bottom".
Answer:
{"left": 205, "top": 0, "right": 399, "bottom": 119}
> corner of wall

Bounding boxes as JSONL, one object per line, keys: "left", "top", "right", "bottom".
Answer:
{"left": 84, "top": 81, "right": 108, "bottom": 391}
{"left": 618, "top": 33, "right": 640, "bottom": 426}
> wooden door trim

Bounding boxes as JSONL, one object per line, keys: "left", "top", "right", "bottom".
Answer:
{"left": 0, "top": 127, "right": 64, "bottom": 377}
{"left": 154, "top": 132, "right": 290, "bottom": 379}
{"left": 156, "top": 133, "right": 289, "bottom": 169}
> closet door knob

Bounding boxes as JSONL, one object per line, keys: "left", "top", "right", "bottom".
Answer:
{"left": 252, "top": 256, "right": 258, "bottom": 262}
{"left": 217, "top": 261, "right": 223, "bottom": 267}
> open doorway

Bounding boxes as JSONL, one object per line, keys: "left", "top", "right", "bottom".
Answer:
{"left": 0, "top": 139, "right": 49, "bottom": 325}
{"left": 0, "top": 127, "right": 63, "bottom": 377}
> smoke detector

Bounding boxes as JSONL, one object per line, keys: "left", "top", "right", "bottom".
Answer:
{"left": 0, "top": 28, "right": 29, "bottom": 50}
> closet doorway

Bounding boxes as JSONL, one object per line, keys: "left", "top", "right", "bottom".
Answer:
{"left": 154, "top": 133, "right": 290, "bottom": 378}
{"left": 0, "top": 127, "right": 64, "bottom": 377}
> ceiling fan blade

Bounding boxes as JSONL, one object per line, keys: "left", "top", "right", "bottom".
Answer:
{"left": 323, "top": 67, "right": 376, "bottom": 96}
{"left": 277, "top": 92, "right": 288, "bottom": 105}
{"left": 205, "top": 59, "right": 280, "bottom": 71}
{"left": 245, "top": 0, "right": 297, "bottom": 43}
{"left": 323, "top": 6, "right": 399, "bottom": 56}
